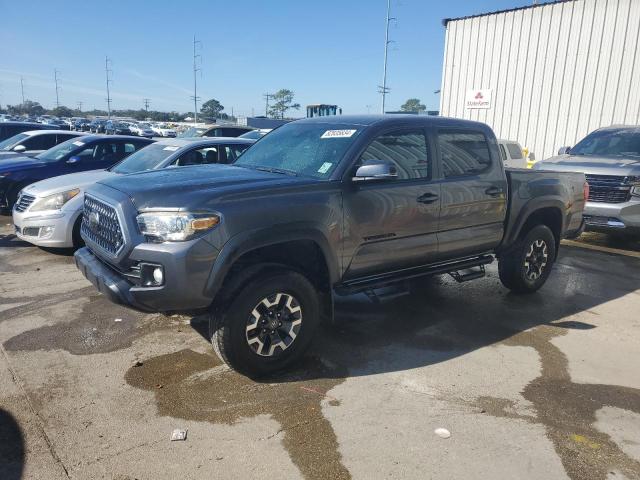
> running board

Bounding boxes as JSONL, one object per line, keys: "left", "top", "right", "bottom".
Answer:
{"left": 336, "top": 254, "right": 494, "bottom": 295}
{"left": 449, "top": 265, "right": 486, "bottom": 283}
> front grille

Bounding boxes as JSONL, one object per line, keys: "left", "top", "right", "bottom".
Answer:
{"left": 81, "top": 195, "right": 124, "bottom": 255}
{"left": 14, "top": 193, "right": 36, "bottom": 212}
{"left": 585, "top": 174, "right": 631, "bottom": 204}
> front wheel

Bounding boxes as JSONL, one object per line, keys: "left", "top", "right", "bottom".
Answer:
{"left": 498, "top": 224, "right": 556, "bottom": 294}
{"left": 210, "top": 270, "right": 320, "bottom": 376}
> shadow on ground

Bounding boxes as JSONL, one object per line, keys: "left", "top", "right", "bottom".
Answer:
{"left": 0, "top": 409, "right": 25, "bottom": 480}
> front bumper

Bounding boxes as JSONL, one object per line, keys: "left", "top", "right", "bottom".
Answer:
{"left": 13, "top": 208, "right": 79, "bottom": 248}
{"left": 583, "top": 199, "right": 640, "bottom": 234}
{"left": 74, "top": 237, "right": 220, "bottom": 313}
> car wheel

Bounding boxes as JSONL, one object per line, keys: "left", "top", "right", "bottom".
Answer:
{"left": 499, "top": 224, "right": 556, "bottom": 294}
{"left": 72, "top": 216, "right": 84, "bottom": 248}
{"left": 210, "top": 270, "right": 320, "bottom": 376}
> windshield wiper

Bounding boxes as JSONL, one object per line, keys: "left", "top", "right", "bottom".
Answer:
{"left": 254, "top": 166, "right": 298, "bottom": 176}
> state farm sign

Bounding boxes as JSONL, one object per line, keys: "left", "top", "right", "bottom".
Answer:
{"left": 466, "top": 89, "right": 492, "bottom": 109}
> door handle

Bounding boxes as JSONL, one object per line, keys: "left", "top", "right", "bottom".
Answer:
{"left": 485, "top": 187, "right": 503, "bottom": 197}
{"left": 417, "top": 193, "right": 439, "bottom": 204}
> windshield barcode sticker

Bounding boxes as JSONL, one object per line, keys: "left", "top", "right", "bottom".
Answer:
{"left": 163, "top": 146, "right": 180, "bottom": 151}
{"left": 72, "top": 141, "right": 85, "bottom": 146}
{"left": 321, "top": 129, "right": 357, "bottom": 139}
{"left": 317, "top": 162, "right": 333, "bottom": 174}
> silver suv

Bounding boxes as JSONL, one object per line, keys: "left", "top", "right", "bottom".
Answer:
{"left": 534, "top": 126, "right": 640, "bottom": 237}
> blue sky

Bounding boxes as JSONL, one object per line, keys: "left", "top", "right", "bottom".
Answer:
{"left": 0, "top": 0, "right": 549, "bottom": 116}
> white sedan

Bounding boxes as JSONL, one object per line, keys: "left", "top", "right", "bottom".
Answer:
{"left": 152, "top": 124, "right": 177, "bottom": 137}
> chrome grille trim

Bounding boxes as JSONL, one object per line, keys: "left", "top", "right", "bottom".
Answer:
{"left": 585, "top": 174, "right": 631, "bottom": 204}
{"left": 81, "top": 195, "right": 125, "bottom": 256}
{"left": 14, "top": 193, "right": 36, "bottom": 212}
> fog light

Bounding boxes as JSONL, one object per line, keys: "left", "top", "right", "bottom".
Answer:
{"left": 39, "top": 226, "right": 54, "bottom": 239}
{"left": 153, "top": 267, "right": 164, "bottom": 285}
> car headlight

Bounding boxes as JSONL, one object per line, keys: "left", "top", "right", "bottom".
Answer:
{"left": 136, "top": 211, "right": 220, "bottom": 242}
{"left": 631, "top": 185, "right": 640, "bottom": 197}
{"left": 29, "top": 189, "right": 80, "bottom": 212}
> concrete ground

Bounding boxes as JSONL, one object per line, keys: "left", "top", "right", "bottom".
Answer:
{"left": 0, "top": 214, "right": 639, "bottom": 480}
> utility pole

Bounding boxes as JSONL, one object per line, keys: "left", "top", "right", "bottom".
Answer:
{"left": 105, "top": 56, "right": 113, "bottom": 118}
{"left": 20, "top": 76, "right": 25, "bottom": 105}
{"left": 263, "top": 93, "right": 274, "bottom": 117}
{"left": 77, "top": 101, "right": 83, "bottom": 112}
{"left": 191, "top": 35, "right": 202, "bottom": 125}
{"left": 54, "top": 69, "right": 61, "bottom": 108}
{"left": 378, "top": 0, "right": 394, "bottom": 114}
{"left": 143, "top": 98, "right": 151, "bottom": 114}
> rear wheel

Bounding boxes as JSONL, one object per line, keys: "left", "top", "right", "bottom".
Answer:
{"left": 210, "top": 270, "right": 320, "bottom": 376}
{"left": 499, "top": 224, "right": 556, "bottom": 294}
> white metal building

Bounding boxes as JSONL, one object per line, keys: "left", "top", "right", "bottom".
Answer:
{"left": 439, "top": 0, "right": 640, "bottom": 161}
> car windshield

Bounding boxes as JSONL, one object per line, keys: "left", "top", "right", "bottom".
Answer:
{"left": 234, "top": 122, "right": 363, "bottom": 179}
{"left": 35, "top": 138, "right": 85, "bottom": 163}
{"left": 0, "top": 133, "right": 29, "bottom": 150}
{"left": 179, "top": 127, "right": 208, "bottom": 138}
{"left": 110, "top": 143, "right": 177, "bottom": 174}
{"left": 239, "top": 130, "right": 264, "bottom": 140}
{"left": 570, "top": 129, "right": 640, "bottom": 157}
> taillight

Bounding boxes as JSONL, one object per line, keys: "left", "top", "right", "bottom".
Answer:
{"left": 583, "top": 182, "right": 590, "bottom": 201}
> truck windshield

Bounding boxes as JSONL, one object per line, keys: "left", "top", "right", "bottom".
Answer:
{"left": 234, "top": 122, "right": 362, "bottom": 178}
{"left": 570, "top": 129, "right": 640, "bottom": 157}
{"left": 110, "top": 143, "right": 176, "bottom": 174}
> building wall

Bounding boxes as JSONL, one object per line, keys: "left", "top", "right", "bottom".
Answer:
{"left": 439, "top": 0, "right": 640, "bottom": 160}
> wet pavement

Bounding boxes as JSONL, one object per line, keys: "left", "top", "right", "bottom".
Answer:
{"left": 1, "top": 215, "right": 639, "bottom": 480}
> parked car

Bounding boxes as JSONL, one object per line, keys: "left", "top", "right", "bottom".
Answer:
{"left": 0, "top": 135, "right": 153, "bottom": 212}
{"left": 89, "top": 119, "right": 108, "bottom": 133}
{"left": 0, "top": 121, "right": 57, "bottom": 142}
{"left": 105, "top": 121, "right": 133, "bottom": 136}
{"left": 43, "top": 118, "right": 71, "bottom": 131}
{"left": 130, "top": 123, "right": 155, "bottom": 138}
{"left": 75, "top": 115, "right": 586, "bottom": 375}
{"left": 0, "top": 130, "right": 86, "bottom": 160}
{"left": 497, "top": 140, "right": 527, "bottom": 169}
{"left": 178, "top": 124, "right": 254, "bottom": 138}
{"left": 151, "top": 123, "right": 177, "bottom": 137}
{"left": 73, "top": 118, "right": 91, "bottom": 131}
{"left": 239, "top": 129, "right": 272, "bottom": 140}
{"left": 534, "top": 125, "right": 640, "bottom": 237}
{"left": 13, "top": 137, "right": 254, "bottom": 248}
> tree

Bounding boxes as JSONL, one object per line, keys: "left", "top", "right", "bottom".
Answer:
{"left": 401, "top": 98, "right": 427, "bottom": 113}
{"left": 51, "top": 106, "right": 74, "bottom": 118}
{"left": 200, "top": 99, "right": 224, "bottom": 119}
{"left": 268, "top": 89, "right": 300, "bottom": 119}
{"left": 7, "top": 100, "right": 45, "bottom": 116}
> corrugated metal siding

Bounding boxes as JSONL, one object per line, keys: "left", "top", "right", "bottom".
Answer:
{"left": 439, "top": 0, "right": 640, "bottom": 161}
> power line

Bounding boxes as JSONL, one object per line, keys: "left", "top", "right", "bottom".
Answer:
{"left": 378, "top": 0, "right": 395, "bottom": 114}
{"left": 54, "top": 69, "right": 61, "bottom": 108}
{"left": 105, "top": 56, "right": 113, "bottom": 118}
{"left": 191, "top": 35, "right": 202, "bottom": 125}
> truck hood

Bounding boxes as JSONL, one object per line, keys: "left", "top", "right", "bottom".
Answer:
{"left": 97, "top": 164, "right": 313, "bottom": 210}
{"left": 0, "top": 156, "right": 45, "bottom": 173}
{"left": 536, "top": 154, "right": 640, "bottom": 176}
{"left": 21, "top": 169, "right": 115, "bottom": 197}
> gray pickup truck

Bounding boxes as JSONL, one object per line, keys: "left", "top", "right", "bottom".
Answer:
{"left": 75, "top": 115, "right": 586, "bottom": 375}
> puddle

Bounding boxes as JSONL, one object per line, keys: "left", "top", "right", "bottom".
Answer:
{"left": 125, "top": 349, "right": 350, "bottom": 480}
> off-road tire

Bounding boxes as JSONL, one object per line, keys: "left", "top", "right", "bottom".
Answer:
{"left": 499, "top": 224, "right": 556, "bottom": 294}
{"left": 210, "top": 270, "right": 320, "bottom": 376}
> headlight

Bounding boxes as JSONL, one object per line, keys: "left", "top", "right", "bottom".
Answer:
{"left": 631, "top": 185, "right": 640, "bottom": 197}
{"left": 30, "top": 189, "right": 80, "bottom": 212}
{"left": 136, "top": 211, "right": 220, "bottom": 242}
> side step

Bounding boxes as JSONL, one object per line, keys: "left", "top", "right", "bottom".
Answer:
{"left": 336, "top": 254, "right": 494, "bottom": 295}
{"left": 449, "top": 265, "right": 486, "bottom": 283}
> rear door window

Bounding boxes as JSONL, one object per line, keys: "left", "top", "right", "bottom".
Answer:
{"left": 506, "top": 143, "right": 523, "bottom": 159}
{"left": 224, "top": 144, "right": 250, "bottom": 163}
{"left": 359, "top": 130, "right": 431, "bottom": 180}
{"left": 438, "top": 130, "right": 492, "bottom": 178}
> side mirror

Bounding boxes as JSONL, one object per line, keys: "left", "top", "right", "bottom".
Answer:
{"left": 13, "top": 145, "right": 26, "bottom": 153}
{"left": 66, "top": 156, "right": 81, "bottom": 165}
{"left": 353, "top": 159, "right": 398, "bottom": 182}
{"left": 558, "top": 146, "right": 571, "bottom": 155}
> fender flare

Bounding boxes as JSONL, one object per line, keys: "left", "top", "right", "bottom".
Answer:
{"left": 501, "top": 198, "right": 566, "bottom": 252}
{"left": 204, "top": 223, "right": 340, "bottom": 298}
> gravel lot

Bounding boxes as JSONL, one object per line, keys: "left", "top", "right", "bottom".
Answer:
{"left": 1, "top": 214, "right": 639, "bottom": 480}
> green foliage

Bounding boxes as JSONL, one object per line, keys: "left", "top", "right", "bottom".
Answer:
{"left": 51, "top": 106, "right": 74, "bottom": 118}
{"left": 268, "top": 89, "right": 300, "bottom": 119}
{"left": 200, "top": 98, "right": 224, "bottom": 119}
{"left": 400, "top": 98, "right": 427, "bottom": 113}
{"left": 7, "top": 100, "right": 46, "bottom": 116}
